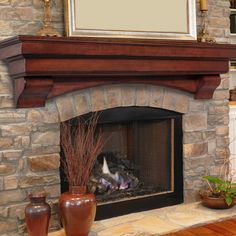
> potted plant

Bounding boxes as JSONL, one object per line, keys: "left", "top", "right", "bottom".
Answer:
{"left": 59, "top": 114, "right": 105, "bottom": 236}
{"left": 200, "top": 175, "right": 236, "bottom": 209}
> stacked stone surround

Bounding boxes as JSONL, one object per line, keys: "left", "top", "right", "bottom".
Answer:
{"left": 0, "top": 0, "right": 231, "bottom": 235}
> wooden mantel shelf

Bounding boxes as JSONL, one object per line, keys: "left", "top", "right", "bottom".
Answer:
{"left": 1, "top": 36, "right": 236, "bottom": 108}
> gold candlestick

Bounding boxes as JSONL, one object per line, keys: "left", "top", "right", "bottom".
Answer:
{"left": 200, "top": 0, "right": 208, "bottom": 11}
{"left": 37, "top": 0, "right": 60, "bottom": 37}
{"left": 197, "top": 1, "right": 215, "bottom": 43}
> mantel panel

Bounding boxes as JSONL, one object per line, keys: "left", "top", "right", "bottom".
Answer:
{"left": 0, "top": 36, "right": 235, "bottom": 108}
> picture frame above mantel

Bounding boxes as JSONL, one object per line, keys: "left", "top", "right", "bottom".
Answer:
{"left": 64, "top": 0, "right": 197, "bottom": 40}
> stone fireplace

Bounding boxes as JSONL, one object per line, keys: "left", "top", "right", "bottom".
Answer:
{"left": 0, "top": 33, "right": 234, "bottom": 234}
{"left": 0, "top": 0, "right": 232, "bottom": 234}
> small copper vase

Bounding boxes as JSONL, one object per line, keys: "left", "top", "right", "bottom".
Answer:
{"left": 25, "top": 193, "right": 51, "bottom": 236}
{"left": 59, "top": 186, "right": 96, "bottom": 236}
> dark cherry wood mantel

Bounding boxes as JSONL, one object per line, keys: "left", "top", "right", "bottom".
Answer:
{"left": 1, "top": 35, "right": 236, "bottom": 108}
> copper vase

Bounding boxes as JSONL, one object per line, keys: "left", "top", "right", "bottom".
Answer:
{"left": 25, "top": 193, "right": 51, "bottom": 236}
{"left": 59, "top": 186, "right": 96, "bottom": 236}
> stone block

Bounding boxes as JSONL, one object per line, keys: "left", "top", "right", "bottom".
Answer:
{"left": 213, "top": 89, "right": 229, "bottom": 100}
{"left": 31, "top": 131, "right": 60, "bottom": 146}
{"left": 183, "top": 132, "right": 203, "bottom": 144}
{"left": 210, "top": 6, "right": 224, "bottom": 17}
{"left": 0, "top": 82, "right": 12, "bottom": 94}
{"left": 105, "top": 86, "right": 122, "bottom": 108}
{"left": 184, "top": 166, "right": 206, "bottom": 177}
{"left": 90, "top": 87, "right": 106, "bottom": 112}
{"left": 0, "top": 177, "right": 3, "bottom": 191}
{"left": 42, "top": 101, "right": 59, "bottom": 124}
{"left": 0, "top": 206, "right": 8, "bottom": 217}
{"left": 121, "top": 85, "right": 136, "bottom": 106}
{"left": 209, "top": 17, "right": 229, "bottom": 28}
{"left": 0, "top": 123, "right": 31, "bottom": 136}
{"left": 0, "top": 110, "right": 26, "bottom": 123}
{"left": 0, "top": 0, "right": 10, "bottom": 6}
{"left": 216, "top": 126, "right": 229, "bottom": 135}
{"left": 202, "top": 130, "right": 216, "bottom": 141}
{"left": 56, "top": 95, "right": 76, "bottom": 122}
{"left": 189, "top": 100, "right": 206, "bottom": 112}
{"left": 26, "top": 109, "right": 42, "bottom": 122}
{"left": 149, "top": 86, "right": 164, "bottom": 108}
{"left": 11, "top": 21, "right": 40, "bottom": 36}
{"left": 220, "top": 78, "right": 229, "bottom": 90}
{"left": 135, "top": 85, "right": 150, "bottom": 106}
{"left": 0, "top": 219, "right": 17, "bottom": 234}
{"left": 11, "top": 0, "right": 32, "bottom": 7}
{"left": 44, "top": 184, "right": 60, "bottom": 198}
{"left": 4, "top": 176, "right": 18, "bottom": 190}
{"left": 28, "top": 154, "right": 60, "bottom": 172}
{"left": 32, "top": 0, "right": 43, "bottom": 8}
{"left": 0, "top": 163, "right": 16, "bottom": 175}
{"left": 0, "top": 189, "right": 26, "bottom": 205}
{"left": 208, "top": 105, "right": 229, "bottom": 114}
{"left": 183, "top": 113, "right": 207, "bottom": 132}
{"left": 163, "top": 90, "right": 189, "bottom": 113}
{"left": 183, "top": 143, "right": 208, "bottom": 158}
{"left": 208, "top": 139, "right": 216, "bottom": 155}
{"left": 184, "top": 179, "right": 202, "bottom": 190}
{"left": 208, "top": 114, "right": 228, "bottom": 126}
{"left": 15, "top": 7, "right": 34, "bottom": 21}
{"left": 0, "top": 137, "right": 13, "bottom": 149}
{"left": 21, "top": 136, "right": 30, "bottom": 148}
{"left": 0, "top": 96, "right": 14, "bottom": 108}
{"left": 29, "top": 145, "right": 60, "bottom": 156}
{"left": 0, "top": 8, "right": 16, "bottom": 21}
{"left": 217, "top": 136, "right": 229, "bottom": 147}
{"left": 8, "top": 203, "right": 27, "bottom": 220}
{"left": 73, "top": 92, "right": 91, "bottom": 116}
{"left": 37, "top": 123, "right": 59, "bottom": 132}
{"left": 215, "top": 147, "right": 230, "bottom": 160}
{"left": 2, "top": 150, "right": 22, "bottom": 161}
{"left": 19, "top": 175, "right": 60, "bottom": 188}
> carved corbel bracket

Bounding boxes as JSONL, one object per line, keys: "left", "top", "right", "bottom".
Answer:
{"left": 15, "top": 77, "right": 53, "bottom": 108}
{"left": 195, "top": 75, "right": 221, "bottom": 99}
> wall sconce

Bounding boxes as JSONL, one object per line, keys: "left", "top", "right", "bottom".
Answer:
{"left": 37, "top": 0, "right": 60, "bottom": 37}
{"left": 197, "top": 0, "right": 215, "bottom": 43}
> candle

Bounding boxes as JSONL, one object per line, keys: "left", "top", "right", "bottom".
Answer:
{"left": 200, "top": 0, "right": 208, "bottom": 11}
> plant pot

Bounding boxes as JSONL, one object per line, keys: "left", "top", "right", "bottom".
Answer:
{"left": 59, "top": 186, "right": 96, "bottom": 236}
{"left": 25, "top": 192, "right": 51, "bottom": 236}
{"left": 200, "top": 195, "right": 235, "bottom": 209}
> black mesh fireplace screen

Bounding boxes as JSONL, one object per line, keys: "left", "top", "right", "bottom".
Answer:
{"left": 60, "top": 106, "right": 183, "bottom": 220}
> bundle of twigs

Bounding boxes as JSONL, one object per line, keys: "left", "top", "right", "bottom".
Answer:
{"left": 61, "top": 114, "right": 105, "bottom": 187}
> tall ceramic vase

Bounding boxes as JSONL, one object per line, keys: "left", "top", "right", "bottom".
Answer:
{"left": 59, "top": 186, "right": 96, "bottom": 236}
{"left": 25, "top": 193, "right": 51, "bottom": 236}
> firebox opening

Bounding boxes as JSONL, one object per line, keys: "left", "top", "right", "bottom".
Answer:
{"left": 60, "top": 106, "right": 183, "bottom": 220}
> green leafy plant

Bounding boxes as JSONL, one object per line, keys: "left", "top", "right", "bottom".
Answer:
{"left": 202, "top": 175, "right": 236, "bottom": 206}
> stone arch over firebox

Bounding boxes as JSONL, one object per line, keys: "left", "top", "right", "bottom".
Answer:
{"left": 51, "top": 84, "right": 192, "bottom": 123}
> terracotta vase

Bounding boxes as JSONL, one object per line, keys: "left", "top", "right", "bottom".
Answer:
{"left": 25, "top": 193, "right": 51, "bottom": 236}
{"left": 201, "top": 195, "right": 235, "bottom": 209}
{"left": 59, "top": 186, "right": 96, "bottom": 236}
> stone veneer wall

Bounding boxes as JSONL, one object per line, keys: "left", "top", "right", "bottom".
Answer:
{"left": 0, "top": 0, "right": 231, "bottom": 235}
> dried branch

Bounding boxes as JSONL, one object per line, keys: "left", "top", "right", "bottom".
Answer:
{"left": 60, "top": 113, "right": 105, "bottom": 187}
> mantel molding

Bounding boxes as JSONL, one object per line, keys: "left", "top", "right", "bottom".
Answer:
{"left": 0, "top": 36, "right": 236, "bottom": 108}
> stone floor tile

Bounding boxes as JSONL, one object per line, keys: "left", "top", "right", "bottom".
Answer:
{"left": 100, "top": 213, "right": 144, "bottom": 227}
{"left": 98, "top": 224, "right": 136, "bottom": 236}
{"left": 132, "top": 215, "right": 181, "bottom": 234}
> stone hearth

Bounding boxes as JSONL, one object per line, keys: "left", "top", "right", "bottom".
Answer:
{"left": 48, "top": 202, "right": 236, "bottom": 236}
